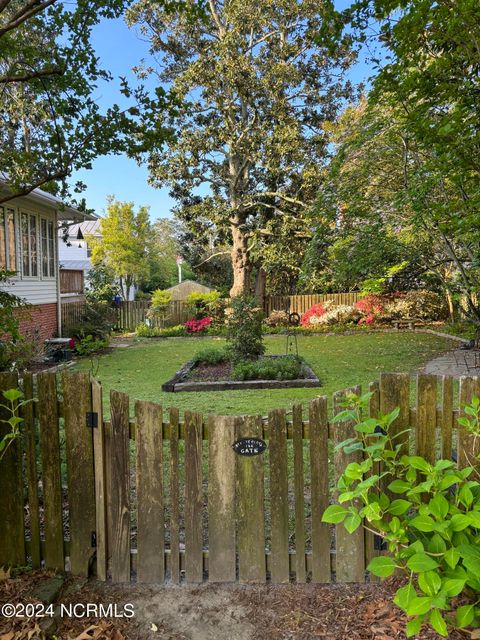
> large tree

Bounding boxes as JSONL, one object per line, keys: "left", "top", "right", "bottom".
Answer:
{"left": 127, "top": 0, "right": 354, "bottom": 296}
{"left": 89, "top": 197, "right": 152, "bottom": 300}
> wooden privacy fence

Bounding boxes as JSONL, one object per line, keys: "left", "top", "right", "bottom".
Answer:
{"left": 264, "top": 293, "right": 363, "bottom": 316}
{"left": 1, "top": 371, "right": 479, "bottom": 584}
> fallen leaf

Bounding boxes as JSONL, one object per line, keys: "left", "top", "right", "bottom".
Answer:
{"left": 150, "top": 623, "right": 158, "bottom": 632}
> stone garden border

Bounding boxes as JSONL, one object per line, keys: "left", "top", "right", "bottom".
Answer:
{"left": 162, "top": 356, "right": 321, "bottom": 392}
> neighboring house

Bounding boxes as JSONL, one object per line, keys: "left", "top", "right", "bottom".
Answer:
{"left": 58, "top": 219, "right": 136, "bottom": 301}
{"left": 58, "top": 219, "right": 100, "bottom": 302}
{"left": 166, "top": 279, "right": 212, "bottom": 300}
{"left": 0, "top": 185, "right": 96, "bottom": 342}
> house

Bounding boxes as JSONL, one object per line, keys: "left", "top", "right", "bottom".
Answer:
{"left": 58, "top": 219, "right": 137, "bottom": 301}
{"left": 166, "top": 279, "right": 212, "bottom": 300}
{"left": 58, "top": 219, "right": 100, "bottom": 302}
{"left": 0, "top": 185, "right": 96, "bottom": 342}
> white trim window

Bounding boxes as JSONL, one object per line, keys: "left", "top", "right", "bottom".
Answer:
{"left": 0, "top": 206, "right": 17, "bottom": 272}
{"left": 21, "top": 212, "right": 39, "bottom": 277}
{"left": 41, "top": 218, "right": 56, "bottom": 278}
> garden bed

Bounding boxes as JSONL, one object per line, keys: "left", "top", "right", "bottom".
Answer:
{"left": 162, "top": 355, "right": 321, "bottom": 392}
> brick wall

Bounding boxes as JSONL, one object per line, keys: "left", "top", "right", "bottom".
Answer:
{"left": 17, "top": 303, "right": 58, "bottom": 343}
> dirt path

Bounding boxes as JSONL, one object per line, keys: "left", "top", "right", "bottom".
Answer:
{"left": 1, "top": 572, "right": 468, "bottom": 640}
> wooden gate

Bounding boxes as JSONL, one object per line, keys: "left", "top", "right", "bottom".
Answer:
{"left": 0, "top": 372, "right": 478, "bottom": 584}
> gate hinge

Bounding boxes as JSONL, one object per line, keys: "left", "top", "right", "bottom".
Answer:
{"left": 86, "top": 412, "right": 98, "bottom": 428}
{"left": 91, "top": 531, "right": 97, "bottom": 548}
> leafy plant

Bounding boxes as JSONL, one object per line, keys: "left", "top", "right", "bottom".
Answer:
{"left": 186, "top": 291, "right": 221, "bottom": 319}
{"left": 233, "top": 355, "right": 303, "bottom": 381}
{"left": 0, "top": 389, "right": 32, "bottom": 462}
{"left": 226, "top": 295, "right": 265, "bottom": 361}
{"left": 147, "top": 289, "right": 173, "bottom": 326}
{"left": 300, "top": 303, "right": 327, "bottom": 327}
{"left": 136, "top": 323, "right": 188, "bottom": 338}
{"left": 193, "top": 347, "right": 229, "bottom": 365}
{"left": 184, "top": 317, "right": 212, "bottom": 333}
{"left": 322, "top": 393, "right": 480, "bottom": 637}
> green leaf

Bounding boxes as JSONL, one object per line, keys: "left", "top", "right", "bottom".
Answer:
{"left": 388, "top": 499, "right": 411, "bottom": 515}
{"left": 388, "top": 479, "right": 411, "bottom": 494}
{"left": 441, "top": 578, "right": 466, "bottom": 597}
{"left": 406, "top": 456, "right": 432, "bottom": 473}
{"left": 406, "top": 596, "right": 432, "bottom": 616}
{"left": 393, "top": 582, "right": 416, "bottom": 610}
{"left": 427, "top": 534, "right": 446, "bottom": 555}
{"left": 321, "top": 505, "right": 348, "bottom": 524}
{"left": 429, "top": 609, "right": 448, "bottom": 637}
{"left": 344, "top": 512, "right": 362, "bottom": 533}
{"left": 458, "top": 485, "right": 474, "bottom": 508}
{"left": 3, "top": 389, "right": 23, "bottom": 402}
{"left": 450, "top": 514, "right": 471, "bottom": 532}
{"left": 429, "top": 494, "right": 449, "bottom": 520}
{"left": 367, "top": 555, "right": 397, "bottom": 577}
{"left": 410, "top": 515, "right": 436, "bottom": 532}
{"left": 444, "top": 547, "right": 460, "bottom": 569}
{"left": 407, "top": 553, "right": 439, "bottom": 572}
{"left": 418, "top": 571, "right": 441, "bottom": 596}
{"left": 405, "top": 616, "right": 423, "bottom": 638}
{"left": 456, "top": 604, "right": 475, "bottom": 628}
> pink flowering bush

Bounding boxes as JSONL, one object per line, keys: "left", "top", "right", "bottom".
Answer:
{"left": 355, "top": 295, "right": 385, "bottom": 325}
{"left": 184, "top": 316, "right": 212, "bottom": 333}
{"left": 300, "top": 304, "right": 326, "bottom": 327}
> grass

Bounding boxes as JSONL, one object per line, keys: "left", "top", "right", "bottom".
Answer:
{"left": 72, "top": 332, "right": 456, "bottom": 416}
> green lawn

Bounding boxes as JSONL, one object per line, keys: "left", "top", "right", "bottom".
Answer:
{"left": 72, "top": 332, "right": 455, "bottom": 416}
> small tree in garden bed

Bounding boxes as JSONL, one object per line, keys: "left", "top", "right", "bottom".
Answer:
{"left": 148, "top": 289, "right": 173, "bottom": 326}
{"left": 226, "top": 295, "right": 265, "bottom": 361}
{"left": 323, "top": 393, "right": 480, "bottom": 638}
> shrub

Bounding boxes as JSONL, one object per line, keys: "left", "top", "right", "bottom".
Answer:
{"left": 206, "top": 296, "right": 228, "bottom": 326}
{"left": 0, "top": 339, "right": 38, "bottom": 372}
{"left": 300, "top": 303, "right": 327, "bottom": 327}
{"left": 389, "top": 290, "right": 449, "bottom": 321}
{"left": 136, "top": 323, "right": 188, "bottom": 337}
{"left": 193, "top": 346, "right": 229, "bottom": 365}
{"left": 74, "top": 334, "right": 109, "bottom": 356}
{"left": 316, "top": 304, "right": 362, "bottom": 325}
{"left": 185, "top": 317, "right": 212, "bottom": 333}
{"left": 68, "top": 301, "right": 116, "bottom": 340}
{"left": 323, "top": 393, "right": 480, "bottom": 638}
{"left": 226, "top": 295, "right": 265, "bottom": 361}
{"left": 264, "top": 309, "right": 290, "bottom": 327}
{"left": 355, "top": 294, "right": 385, "bottom": 325}
{"left": 186, "top": 291, "right": 221, "bottom": 319}
{"left": 147, "top": 289, "right": 173, "bottom": 325}
{"left": 233, "top": 355, "right": 303, "bottom": 381}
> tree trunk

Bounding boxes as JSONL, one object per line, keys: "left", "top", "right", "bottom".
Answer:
{"left": 254, "top": 266, "right": 266, "bottom": 310}
{"left": 229, "top": 218, "right": 251, "bottom": 297}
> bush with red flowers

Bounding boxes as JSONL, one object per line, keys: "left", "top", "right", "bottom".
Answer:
{"left": 300, "top": 304, "right": 326, "bottom": 327}
{"left": 355, "top": 294, "right": 385, "bottom": 325}
{"left": 184, "top": 316, "right": 212, "bottom": 333}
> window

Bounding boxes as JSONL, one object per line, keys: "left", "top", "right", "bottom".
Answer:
{"left": 0, "top": 206, "right": 17, "bottom": 272}
{"left": 41, "top": 218, "right": 55, "bottom": 278}
{"left": 21, "top": 212, "right": 40, "bottom": 277}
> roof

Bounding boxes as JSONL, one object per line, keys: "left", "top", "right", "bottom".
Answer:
{"left": 59, "top": 260, "right": 92, "bottom": 271}
{"left": 166, "top": 280, "right": 213, "bottom": 299}
{"left": 0, "top": 177, "right": 97, "bottom": 222}
{"left": 62, "top": 220, "right": 101, "bottom": 237}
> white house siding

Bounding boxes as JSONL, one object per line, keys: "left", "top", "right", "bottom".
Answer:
{"left": 2, "top": 195, "right": 58, "bottom": 305}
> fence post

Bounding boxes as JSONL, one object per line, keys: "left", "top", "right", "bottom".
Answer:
{"left": 333, "top": 385, "right": 365, "bottom": 583}
{"left": 379, "top": 373, "right": 410, "bottom": 456}
{"left": 91, "top": 379, "right": 108, "bottom": 581}
{"left": 0, "top": 371, "right": 25, "bottom": 568}
{"left": 416, "top": 374, "right": 437, "bottom": 464}
{"left": 269, "top": 409, "right": 289, "bottom": 583}
{"left": 184, "top": 411, "right": 203, "bottom": 583}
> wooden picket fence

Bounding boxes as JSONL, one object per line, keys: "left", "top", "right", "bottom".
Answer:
{"left": 1, "top": 371, "right": 479, "bottom": 584}
{"left": 264, "top": 293, "right": 363, "bottom": 316}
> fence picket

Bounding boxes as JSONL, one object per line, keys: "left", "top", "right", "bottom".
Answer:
{"left": 366, "top": 381, "right": 380, "bottom": 580}
{"left": 269, "top": 409, "right": 289, "bottom": 583}
{"left": 23, "top": 373, "right": 40, "bottom": 568}
{"left": 63, "top": 372, "right": 96, "bottom": 576}
{"left": 136, "top": 400, "right": 164, "bottom": 583}
{"left": 441, "top": 376, "right": 454, "bottom": 460}
{"left": 380, "top": 373, "right": 410, "bottom": 456}
{"left": 208, "top": 416, "right": 236, "bottom": 582}
{"left": 169, "top": 407, "right": 180, "bottom": 583}
{"left": 309, "top": 397, "right": 330, "bottom": 583}
{"left": 184, "top": 411, "right": 203, "bottom": 583}
{"left": 334, "top": 386, "right": 365, "bottom": 583}
{"left": 458, "top": 377, "right": 480, "bottom": 470}
{"left": 416, "top": 374, "right": 437, "bottom": 464}
{"left": 109, "top": 390, "right": 131, "bottom": 583}
{"left": 0, "top": 371, "right": 25, "bottom": 568}
{"left": 292, "top": 405, "right": 306, "bottom": 583}
{"left": 236, "top": 415, "right": 266, "bottom": 583}
{"left": 92, "top": 379, "right": 108, "bottom": 581}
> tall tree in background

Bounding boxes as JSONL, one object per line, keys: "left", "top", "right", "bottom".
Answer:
{"left": 89, "top": 198, "right": 152, "bottom": 300}
{"left": 127, "top": 0, "right": 355, "bottom": 296}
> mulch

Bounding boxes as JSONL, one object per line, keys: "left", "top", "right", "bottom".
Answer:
{"left": 236, "top": 578, "right": 468, "bottom": 640}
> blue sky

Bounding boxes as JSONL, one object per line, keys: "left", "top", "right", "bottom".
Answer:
{"left": 70, "top": 3, "right": 375, "bottom": 219}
